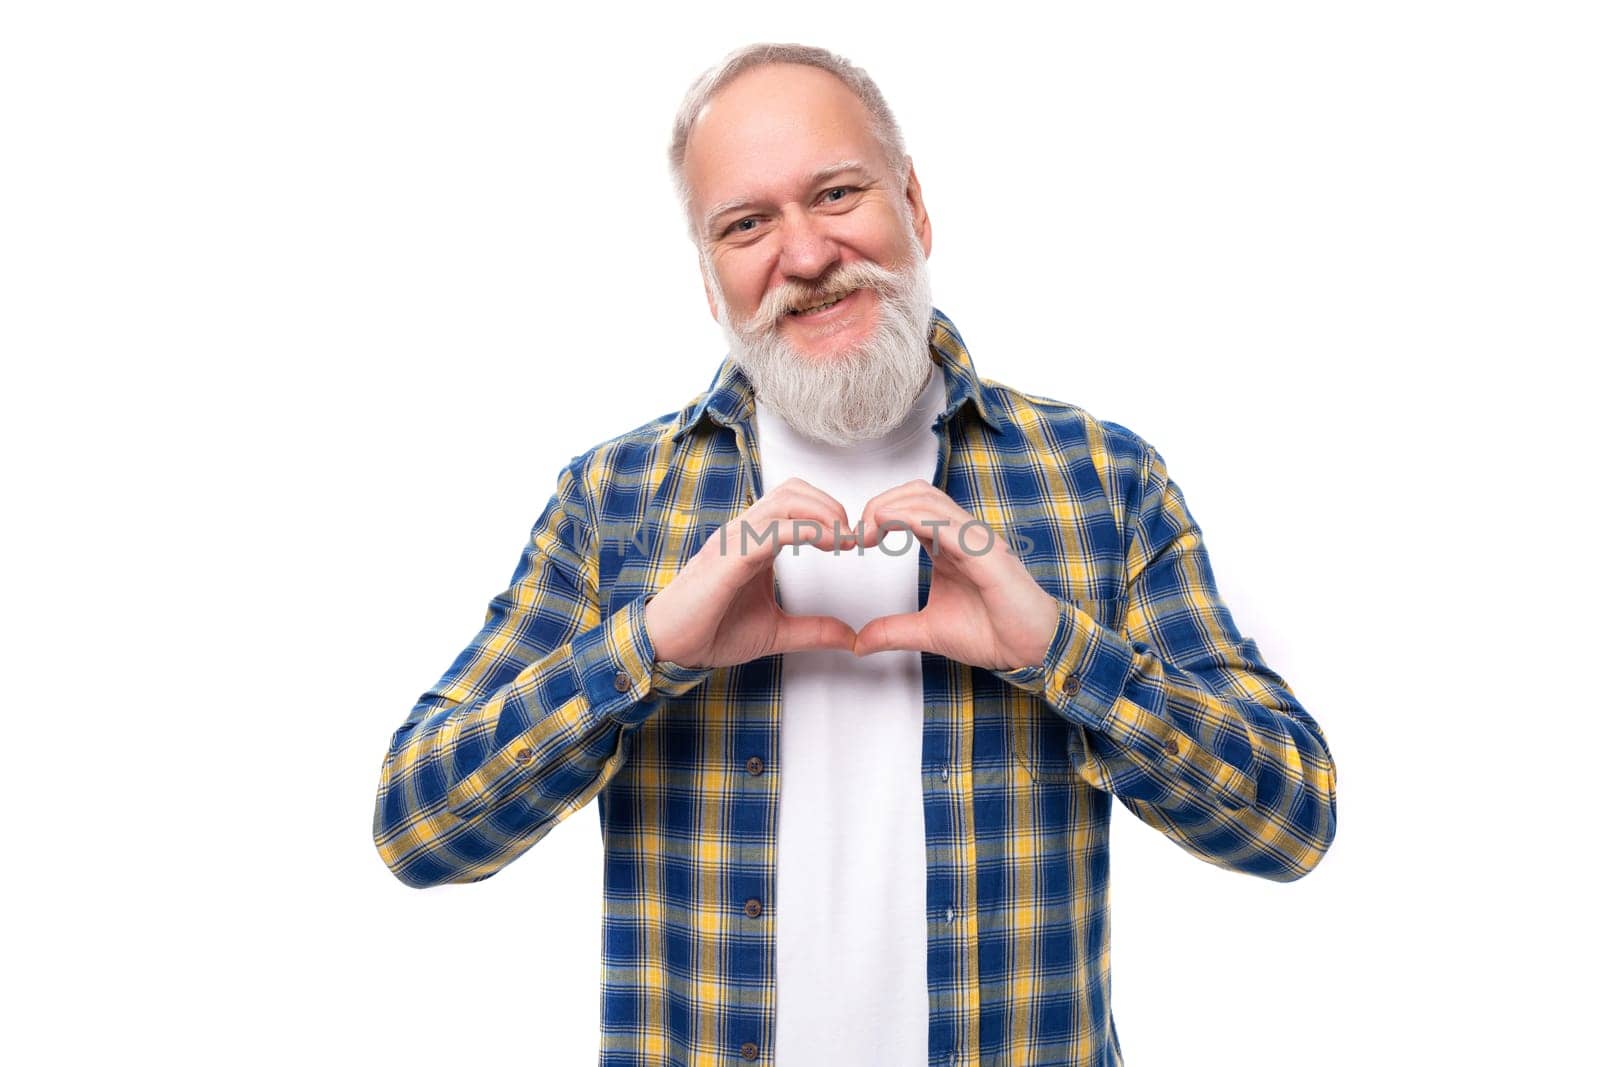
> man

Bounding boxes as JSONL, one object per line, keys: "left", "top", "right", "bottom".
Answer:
{"left": 372, "top": 42, "right": 1337, "bottom": 1067}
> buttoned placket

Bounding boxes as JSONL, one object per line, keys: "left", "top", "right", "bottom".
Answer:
{"left": 926, "top": 402, "right": 975, "bottom": 1067}
{"left": 732, "top": 412, "right": 777, "bottom": 1065}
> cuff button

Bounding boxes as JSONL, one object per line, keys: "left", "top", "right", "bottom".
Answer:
{"left": 613, "top": 671, "right": 632, "bottom": 693}
{"left": 1062, "top": 675, "right": 1081, "bottom": 697}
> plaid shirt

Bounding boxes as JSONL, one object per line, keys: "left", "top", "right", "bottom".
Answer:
{"left": 372, "top": 308, "right": 1338, "bottom": 1066}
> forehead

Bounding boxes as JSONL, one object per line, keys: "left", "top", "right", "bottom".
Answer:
{"left": 682, "top": 63, "right": 890, "bottom": 215}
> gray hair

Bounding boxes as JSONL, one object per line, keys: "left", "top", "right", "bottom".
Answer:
{"left": 667, "top": 43, "right": 909, "bottom": 245}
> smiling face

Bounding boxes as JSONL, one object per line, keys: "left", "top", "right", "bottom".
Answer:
{"left": 682, "top": 62, "right": 933, "bottom": 362}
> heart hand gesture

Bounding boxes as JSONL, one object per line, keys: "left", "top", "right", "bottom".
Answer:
{"left": 644, "top": 476, "right": 1059, "bottom": 674}
{"left": 851, "top": 478, "right": 1058, "bottom": 671}
{"left": 643, "top": 477, "right": 860, "bottom": 668}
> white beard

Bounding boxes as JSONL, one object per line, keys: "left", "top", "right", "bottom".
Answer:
{"left": 709, "top": 239, "right": 936, "bottom": 447}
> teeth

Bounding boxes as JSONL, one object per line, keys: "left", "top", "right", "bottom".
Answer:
{"left": 792, "top": 291, "right": 851, "bottom": 315}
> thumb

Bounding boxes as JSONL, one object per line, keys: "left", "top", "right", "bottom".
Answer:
{"left": 853, "top": 612, "right": 929, "bottom": 657}
{"left": 772, "top": 611, "right": 858, "bottom": 655}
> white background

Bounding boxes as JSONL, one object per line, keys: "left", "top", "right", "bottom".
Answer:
{"left": 3, "top": 2, "right": 1595, "bottom": 1063}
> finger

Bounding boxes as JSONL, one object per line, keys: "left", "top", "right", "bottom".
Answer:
{"left": 855, "top": 478, "right": 939, "bottom": 542}
{"left": 773, "top": 612, "right": 858, "bottom": 655}
{"left": 766, "top": 505, "right": 859, "bottom": 553}
{"left": 719, "top": 498, "right": 857, "bottom": 569}
{"left": 749, "top": 484, "right": 856, "bottom": 549}
{"left": 860, "top": 501, "right": 970, "bottom": 562}
{"left": 753, "top": 477, "right": 853, "bottom": 532}
{"left": 858, "top": 486, "right": 974, "bottom": 554}
{"left": 853, "top": 611, "right": 932, "bottom": 657}
{"left": 866, "top": 485, "right": 971, "bottom": 533}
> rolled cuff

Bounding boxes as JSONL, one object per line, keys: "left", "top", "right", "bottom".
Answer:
{"left": 993, "top": 599, "right": 1135, "bottom": 731}
{"left": 571, "top": 593, "right": 714, "bottom": 729}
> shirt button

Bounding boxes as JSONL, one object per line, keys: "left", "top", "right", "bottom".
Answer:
{"left": 945, "top": 906, "right": 954, "bottom": 924}
{"left": 740, "top": 1041, "right": 759, "bottom": 1060}
{"left": 744, "top": 898, "right": 763, "bottom": 918}
{"left": 941, "top": 765, "right": 950, "bottom": 782}
{"left": 948, "top": 1052, "right": 957, "bottom": 1067}
{"left": 613, "top": 671, "right": 631, "bottom": 693}
{"left": 514, "top": 748, "right": 532, "bottom": 764}
{"left": 1062, "top": 675, "right": 1081, "bottom": 697}
{"left": 746, "top": 756, "right": 765, "bottom": 776}
{"left": 1164, "top": 737, "right": 1180, "bottom": 756}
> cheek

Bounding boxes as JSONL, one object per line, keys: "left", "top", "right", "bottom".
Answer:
{"left": 718, "top": 253, "right": 777, "bottom": 308}
{"left": 842, "top": 213, "right": 914, "bottom": 264}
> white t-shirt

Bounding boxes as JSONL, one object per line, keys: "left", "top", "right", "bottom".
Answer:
{"left": 755, "top": 366, "right": 945, "bottom": 1066}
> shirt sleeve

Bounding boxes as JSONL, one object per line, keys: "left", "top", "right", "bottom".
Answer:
{"left": 371, "top": 457, "right": 713, "bottom": 888}
{"left": 994, "top": 442, "right": 1337, "bottom": 882}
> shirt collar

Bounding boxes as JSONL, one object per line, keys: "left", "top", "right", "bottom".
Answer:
{"left": 670, "top": 306, "right": 1003, "bottom": 442}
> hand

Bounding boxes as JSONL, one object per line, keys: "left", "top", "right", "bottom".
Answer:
{"left": 644, "top": 477, "right": 860, "bottom": 668}
{"left": 853, "top": 478, "right": 1059, "bottom": 670}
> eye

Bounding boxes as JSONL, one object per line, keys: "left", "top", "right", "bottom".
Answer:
{"left": 724, "top": 216, "right": 761, "bottom": 237}
{"left": 821, "top": 186, "right": 859, "bottom": 204}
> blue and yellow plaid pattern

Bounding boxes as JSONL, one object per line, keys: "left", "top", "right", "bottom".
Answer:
{"left": 372, "top": 308, "right": 1337, "bottom": 1066}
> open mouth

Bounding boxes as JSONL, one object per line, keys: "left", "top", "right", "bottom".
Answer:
{"left": 788, "top": 288, "right": 859, "bottom": 317}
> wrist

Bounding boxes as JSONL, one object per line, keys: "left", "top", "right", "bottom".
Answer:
{"left": 643, "top": 593, "right": 669, "bottom": 664}
{"left": 1005, "top": 589, "right": 1061, "bottom": 670}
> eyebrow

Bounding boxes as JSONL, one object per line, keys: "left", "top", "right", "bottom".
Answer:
{"left": 701, "top": 159, "right": 871, "bottom": 237}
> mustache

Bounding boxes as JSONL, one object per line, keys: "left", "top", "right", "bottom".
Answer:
{"left": 741, "top": 260, "right": 902, "bottom": 338}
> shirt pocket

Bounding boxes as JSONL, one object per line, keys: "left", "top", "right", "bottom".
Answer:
{"left": 1006, "top": 598, "right": 1113, "bottom": 784}
{"left": 1008, "top": 700, "right": 1080, "bottom": 783}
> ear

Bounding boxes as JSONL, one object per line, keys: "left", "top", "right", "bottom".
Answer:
{"left": 903, "top": 157, "right": 932, "bottom": 258}
{"left": 698, "top": 256, "right": 721, "bottom": 323}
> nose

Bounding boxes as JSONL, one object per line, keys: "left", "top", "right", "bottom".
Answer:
{"left": 775, "top": 207, "right": 841, "bottom": 282}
